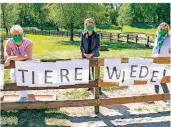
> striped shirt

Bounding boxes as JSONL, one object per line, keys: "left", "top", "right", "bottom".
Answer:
{"left": 6, "top": 37, "right": 33, "bottom": 60}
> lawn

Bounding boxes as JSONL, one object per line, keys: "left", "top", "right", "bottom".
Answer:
{"left": 18, "top": 24, "right": 157, "bottom": 35}
{"left": 2, "top": 34, "right": 153, "bottom": 127}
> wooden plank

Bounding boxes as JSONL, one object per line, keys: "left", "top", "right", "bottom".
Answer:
{"left": 2, "top": 95, "right": 56, "bottom": 102}
{"left": 94, "top": 66, "right": 100, "bottom": 114}
{"left": 98, "top": 76, "right": 170, "bottom": 87}
{"left": 98, "top": 57, "right": 170, "bottom": 66}
{"left": 4, "top": 58, "right": 98, "bottom": 69}
{"left": 1, "top": 99, "right": 98, "bottom": 110}
{"left": 2, "top": 80, "right": 97, "bottom": 91}
{"left": 100, "top": 93, "right": 170, "bottom": 105}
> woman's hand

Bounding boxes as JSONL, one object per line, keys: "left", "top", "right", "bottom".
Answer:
{"left": 4, "top": 57, "right": 11, "bottom": 67}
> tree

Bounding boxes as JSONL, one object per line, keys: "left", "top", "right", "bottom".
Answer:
{"left": 48, "top": 3, "right": 109, "bottom": 41}
{"left": 18, "top": 3, "right": 35, "bottom": 25}
{"left": 33, "top": 3, "right": 49, "bottom": 30}
{"left": 0, "top": 3, "right": 20, "bottom": 34}
{"left": 117, "top": 4, "right": 135, "bottom": 31}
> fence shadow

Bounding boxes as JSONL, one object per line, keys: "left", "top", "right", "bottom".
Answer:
{"left": 103, "top": 42, "right": 153, "bottom": 50}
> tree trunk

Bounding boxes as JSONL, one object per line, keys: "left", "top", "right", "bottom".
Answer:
{"left": 70, "top": 23, "right": 74, "bottom": 42}
{"left": 1, "top": 4, "right": 8, "bottom": 34}
{"left": 121, "top": 23, "right": 123, "bottom": 32}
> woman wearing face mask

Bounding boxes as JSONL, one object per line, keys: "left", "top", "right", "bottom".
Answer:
{"left": 80, "top": 18, "right": 102, "bottom": 95}
{"left": 4, "top": 25, "right": 33, "bottom": 102}
{"left": 152, "top": 22, "right": 170, "bottom": 104}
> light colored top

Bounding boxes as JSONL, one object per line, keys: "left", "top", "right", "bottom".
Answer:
{"left": 6, "top": 37, "right": 33, "bottom": 60}
{"left": 152, "top": 36, "right": 171, "bottom": 57}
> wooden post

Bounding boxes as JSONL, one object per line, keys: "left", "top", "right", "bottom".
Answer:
{"left": 79, "top": 32, "right": 81, "bottom": 38}
{"left": 117, "top": 33, "right": 120, "bottom": 41}
{"left": 110, "top": 33, "right": 112, "bottom": 41}
{"left": 49, "top": 31, "right": 50, "bottom": 35}
{"left": 67, "top": 32, "right": 68, "bottom": 37}
{"left": 94, "top": 59, "right": 100, "bottom": 114}
{"left": 101, "top": 33, "right": 103, "bottom": 40}
{"left": 62, "top": 31, "right": 63, "bottom": 36}
{"left": 126, "top": 34, "right": 129, "bottom": 43}
{"left": 135, "top": 35, "right": 138, "bottom": 43}
{"left": 0, "top": 39, "right": 4, "bottom": 64}
{"left": 146, "top": 35, "right": 150, "bottom": 47}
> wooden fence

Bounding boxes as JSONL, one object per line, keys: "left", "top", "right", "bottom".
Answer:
{"left": 0, "top": 38, "right": 170, "bottom": 113}
{"left": 0, "top": 30, "right": 156, "bottom": 47}
{"left": 1, "top": 57, "right": 170, "bottom": 113}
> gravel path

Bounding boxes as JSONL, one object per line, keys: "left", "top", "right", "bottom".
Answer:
{"left": 2, "top": 84, "right": 171, "bottom": 127}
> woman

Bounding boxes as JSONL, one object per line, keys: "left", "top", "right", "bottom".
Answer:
{"left": 4, "top": 25, "right": 33, "bottom": 102}
{"left": 80, "top": 18, "right": 102, "bottom": 95}
{"left": 152, "top": 22, "right": 170, "bottom": 103}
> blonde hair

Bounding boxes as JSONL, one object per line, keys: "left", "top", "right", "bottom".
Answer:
{"left": 156, "top": 22, "right": 170, "bottom": 36}
{"left": 10, "top": 25, "right": 23, "bottom": 35}
{"left": 84, "top": 18, "right": 95, "bottom": 31}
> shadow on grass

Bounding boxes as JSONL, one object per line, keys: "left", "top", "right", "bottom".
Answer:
{"left": 70, "top": 111, "right": 170, "bottom": 127}
{"left": 60, "top": 40, "right": 153, "bottom": 50}
{"left": 103, "top": 41, "right": 152, "bottom": 50}
{"left": 1, "top": 109, "right": 70, "bottom": 127}
{"left": 1, "top": 109, "right": 170, "bottom": 127}
{"left": 130, "top": 23, "right": 158, "bottom": 29}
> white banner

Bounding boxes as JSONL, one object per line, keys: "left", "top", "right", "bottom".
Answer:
{"left": 15, "top": 60, "right": 89, "bottom": 87}
{"left": 104, "top": 58, "right": 166, "bottom": 86}
{"left": 147, "top": 64, "right": 166, "bottom": 85}
{"left": 0, "top": 64, "right": 4, "bottom": 90}
{"left": 103, "top": 59, "right": 132, "bottom": 86}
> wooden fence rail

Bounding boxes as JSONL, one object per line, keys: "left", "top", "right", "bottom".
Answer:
{"left": 0, "top": 39, "right": 170, "bottom": 113}
{"left": 0, "top": 30, "right": 156, "bottom": 47}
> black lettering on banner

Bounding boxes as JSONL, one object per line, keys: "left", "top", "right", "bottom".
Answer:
{"left": 130, "top": 65, "right": 138, "bottom": 78}
{"left": 139, "top": 66, "right": 149, "bottom": 78}
{"left": 151, "top": 71, "right": 159, "bottom": 82}
{"left": 75, "top": 68, "right": 83, "bottom": 81}
{"left": 60, "top": 69, "right": 70, "bottom": 82}
{"left": 18, "top": 69, "right": 28, "bottom": 83}
{"left": 106, "top": 66, "right": 121, "bottom": 79}
{"left": 45, "top": 70, "right": 53, "bottom": 84}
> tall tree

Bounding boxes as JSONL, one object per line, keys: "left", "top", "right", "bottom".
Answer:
{"left": 117, "top": 4, "right": 135, "bottom": 31}
{"left": 0, "top": 3, "right": 20, "bottom": 34}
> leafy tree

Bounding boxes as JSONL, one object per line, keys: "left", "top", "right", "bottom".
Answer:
{"left": 117, "top": 4, "right": 135, "bottom": 31}
{"left": 0, "top": 3, "right": 20, "bottom": 34}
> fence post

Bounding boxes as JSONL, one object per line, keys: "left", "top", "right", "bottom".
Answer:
{"left": 79, "top": 32, "right": 81, "bottom": 38}
{"left": 101, "top": 33, "right": 103, "bottom": 40}
{"left": 49, "top": 31, "right": 50, "bottom": 36}
{"left": 146, "top": 35, "right": 150, "bottom": 47}
{"left": 0, "top": 39, "right": 4, "bottom": 64}
{"left": 126, "top": 34, "right": 129, "bottom": 43}
{"left": 135, "top": 35, "right": 138, "bottom": 43}
{"left": 110, "top": 33, "right": 112, "bottom": 41}
{"left": 117, "top": 33, "right": 120, "bottom": 41}
{"left": 94, "top": 58, "right": 100, "bottom": 114}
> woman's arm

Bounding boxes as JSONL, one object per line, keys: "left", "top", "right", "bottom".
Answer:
{"left": 152, "top": 38, "right": 158, "bottom": 56}
{"left": 92, "top": 33, "right": 100, "bottom": 56}
{"left": 80, "top": 33, "right": 89, "bottom": 58}
{"left": 80, "top": 33, "right": 85, "bottom": 54}
{"left": 4, "top": 43, "right": 33, "bottom": 67}
{"left": 9, "top": 43, "right": 32, "bottom": 61}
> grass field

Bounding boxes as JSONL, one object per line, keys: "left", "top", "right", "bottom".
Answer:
{"left": 16, "top": 24, "right": 157, "bottom": 35}
{"left": 2, "top": 34, "right": 154, "bottom": 127}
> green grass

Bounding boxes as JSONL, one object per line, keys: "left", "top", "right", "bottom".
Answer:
{"left": 1, "top": 109, "right": 71, "bottom": 126}
{"left": 2, "top": 33, "right": 153, "bottom": 126}
{"left": 64, "top": 89, "right": 91, "bottom": 99}
{"left": 102, "top": 86, "right": 129, "bottom": 91}
{"left": 96, "top": 25, "right": 156, "bottom": 34}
